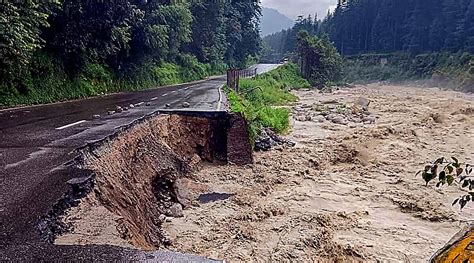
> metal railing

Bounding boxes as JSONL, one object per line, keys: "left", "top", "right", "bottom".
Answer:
{"left": 226, "top": 68, "right": 258, "bottom": 92}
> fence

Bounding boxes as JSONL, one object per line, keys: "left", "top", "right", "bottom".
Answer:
{"left": 226, "top": 68, "right": 258, "bottom": 92}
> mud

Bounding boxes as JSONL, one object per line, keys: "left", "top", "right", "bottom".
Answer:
{"left": 53, "top": 112, "right": 249, "bottom": 250}
{"left": 55, "top": 84, "right": 473, "bottom": 262}
{"left": 163, "top": 84, "right": 473, "bottom": 262}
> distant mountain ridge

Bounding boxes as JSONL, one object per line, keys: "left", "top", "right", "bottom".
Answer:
{"left": 260, "top": 7, "right": 294, "bottom": 37}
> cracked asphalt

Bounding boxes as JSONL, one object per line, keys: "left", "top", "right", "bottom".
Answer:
{"left": 0, "top": 64, "right": 279, "bottom": 261}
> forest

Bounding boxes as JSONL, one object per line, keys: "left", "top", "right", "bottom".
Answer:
{"left": 0, "top": 0, "right": 261, "bottom": 106}
{"left": 263, "top": 0, "right": 473, "bottom": 90}
{"left": 264, "top": 0, "right": 474, "bottom": 57}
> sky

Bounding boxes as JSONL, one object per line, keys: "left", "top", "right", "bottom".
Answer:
{"left": 261, "top": 0, "right": 337, "bottom": 20}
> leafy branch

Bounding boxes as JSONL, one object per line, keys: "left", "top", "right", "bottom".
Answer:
{"left": 417, "top": 157, "right": 473, "bottom": 209}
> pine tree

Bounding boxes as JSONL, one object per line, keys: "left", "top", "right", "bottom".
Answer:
{"left": 461, "top": 0, "right": 474, "bottom": 52}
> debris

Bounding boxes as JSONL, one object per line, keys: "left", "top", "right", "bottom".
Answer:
{"left": 313, "top": 115, "right": 326, "bottom": 123}
{"left": 328, "top": 114, "right": 348, "bottom": 125}
{"left": 198, "top": 192, "right": 235, "bottom": 203}
{"left": 167, "top": 203, "right": 184, "bottom": 218}
{"left": 92, "top": 114, "right": 101, "bottom": 119}
{"left": 255, "top": 128, "right": 295, "bottom": 151}
{"left": 182, "top": 102, "right": 190, "bottom": 108}
{"left": 115, "top": 106, "right": 123, "bottom": 113}
{"left": 158, "top": 214, "right": 167, "bottom": 223}
{"left": 108, "top": 111, "right": 115, "bottom": 115}
{"left": 326, "top": 113, "right": 348, "bottom": 125}
{"left": 129, "top": 104, "right": 135, "bottom": 108}
{"left": 165, "top": 104, "right": 171, "bottom": 108}
{"left": 362, "top": 115, "right": 376, "bottom": 124}
{"left": 146, "top": 102, "right": 151, "bottom": 106}
{"left": 354, "top": 97, "right": 371, "bottom": 111}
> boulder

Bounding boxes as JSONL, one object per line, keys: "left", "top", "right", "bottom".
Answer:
{"left": 313, "top": 115, "right": 326, "bottom": 123}
{"left": 168, "top": 203, "right": 183, "bottom": 218}
{"left": 354, "top": 97, "right": 371, "bottom": 111}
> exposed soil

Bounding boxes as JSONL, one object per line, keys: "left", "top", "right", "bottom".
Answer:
{"left": 56, "top": 84, "right": 473, "bottom": 262}
{"left": 163, "top": 84, "right": 473, "bottom": 261}
{"left": 55, "top": 113, "right": 230, "bottom": 249}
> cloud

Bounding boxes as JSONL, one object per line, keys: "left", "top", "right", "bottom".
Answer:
{"left": 261, "top": 0, "right": 337, "bottom": 19}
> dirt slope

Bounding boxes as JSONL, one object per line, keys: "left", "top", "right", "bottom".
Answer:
{"left": 164, "top": 84, "right": 474, "bottom": 262}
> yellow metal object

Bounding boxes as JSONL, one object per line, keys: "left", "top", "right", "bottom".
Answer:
{"left": 431, "top": 224, "right": 474, "bottom": 263}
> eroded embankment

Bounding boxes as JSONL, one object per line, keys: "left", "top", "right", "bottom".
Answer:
{"left": 40, "top": 111, "right": 252, "bottom": 250}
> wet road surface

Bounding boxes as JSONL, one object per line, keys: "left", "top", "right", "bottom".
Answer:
{"left": 0, "top": 64, "right": 279, "bottom": 261}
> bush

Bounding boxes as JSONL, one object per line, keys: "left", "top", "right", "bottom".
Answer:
{"left": 78, "top": 63, "right": 114, "bottom": 96}
{"left": 226, "top": 63, "right": 308, "bottom": 143}
{"left": 0, "top": 52, "right": 229, "bottom": 108}
{"left": 297, "top": 31, "right": 343, "bottom": 87}
{"left": 153, "top": 63, "right": 181, "bottom": 86}
{"left": 0, "top": 52, "right": 74, "bottom": 106}
{"left": 177, "top": 54, "right": 209, "bottom": 81}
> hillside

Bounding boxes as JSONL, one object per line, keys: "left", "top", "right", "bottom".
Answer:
{"left": 260, "top": 7, "right": 294, "bottom": 36}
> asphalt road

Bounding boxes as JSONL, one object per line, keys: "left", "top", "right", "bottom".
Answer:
{"left": 0, "top": 64, "right": 279, "bottom": 261}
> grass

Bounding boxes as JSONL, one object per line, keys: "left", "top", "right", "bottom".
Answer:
{"left": 226, "top": 63, "right": 310, "bottom": 143}
{"left": 0, "top": 52, "right": 228, "bottom": 108}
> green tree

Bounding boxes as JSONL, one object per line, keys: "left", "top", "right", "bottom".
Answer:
{"left": 460, "top": 0, "right": 474, "bottom": 52}
{"left": 297, "top": 30, "right": 343, "bottom": 87}
{"left": 47, "top": 0, "right": 138, "bottom": 72}
{"left": 0, "top": 1, "right": 54, "bottom": 78}
{"left": 188, "top": 0, "right": 227, "bottom": 63}
{"left": 225, "top": 0, "right": 261, "bottom": 67}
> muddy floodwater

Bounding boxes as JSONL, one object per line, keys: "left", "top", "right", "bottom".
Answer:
{"left": 56, "top": 84, "right": 473, "bottom": 262}
{"left": 164, "top": 84, "right": 473, "bottom": 261}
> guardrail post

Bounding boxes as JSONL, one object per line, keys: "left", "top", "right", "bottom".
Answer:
{"left": 228, "top": 68, "right": 260, "bottom": 93}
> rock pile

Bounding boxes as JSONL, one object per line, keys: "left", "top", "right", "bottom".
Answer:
{"left": 254, "top": 128, "right": 295, "bottom": 151}
{"left": 293, "top": 97, "right": 377, "bottom": 126}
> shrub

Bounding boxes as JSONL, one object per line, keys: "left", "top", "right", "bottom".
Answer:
{"left": 297, "top": 31, "right": 343, "bottom": 87}
{"left": 78, "top": 63, "right": 114, "bottom": 96}
{"left": 0, "top": 53, "right": 228, "bottom": 108}
{"left": 226, "top": 63, "right": 307, "bottom": 143}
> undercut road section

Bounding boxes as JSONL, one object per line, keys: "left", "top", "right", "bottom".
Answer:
{"left": 0, "top": 64, "right": 279, "bottom": 261}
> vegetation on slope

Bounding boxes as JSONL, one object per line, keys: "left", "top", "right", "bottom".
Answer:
{"left": 264, "top": 0, "right": 474, "bottom": 58}
{"left": 262, "top": 1, "right": 473, "bottom": 92}
{"left": 226, "top": 63, "right": 310, "bottom": 142}
{"left": 0, "top": 0, "right": 261, "bottom": 108}
{"left": 0, "top": 53, "right": 227, "bottom": 107}
{"left": 297, "top": 31, "right": 343, "bottom": 87}
{"left": 342, "top": 52, "right": 474, "bottom": 92}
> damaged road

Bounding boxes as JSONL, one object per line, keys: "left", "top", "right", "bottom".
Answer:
{"left": 0, "top": 78, "right": 227, "bottom": 260}
{"left": 0, "top": 64, "right": 280, "bottom": 261}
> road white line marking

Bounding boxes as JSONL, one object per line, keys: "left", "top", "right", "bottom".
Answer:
{"left": 217, "top": 85, "right": 224, "bottom": 111}
{"left": 171, "top": 90, "right": 176, "bottom": 93}
{"left": 55, "top": 120, "right": 86, "bottom": 130}
{"left": 162, "top": 93, "right": 168, "bottom": 97}
{"left": 5, "top": 148, "right": 50, "bottom": 169}
{"left": 150, "top": 97, "right": 158, "bottom": 101}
